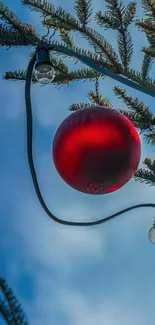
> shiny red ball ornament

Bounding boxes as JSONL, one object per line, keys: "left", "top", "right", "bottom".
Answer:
{"left": 52, "top": 106, "right": 141, "bottom": 195}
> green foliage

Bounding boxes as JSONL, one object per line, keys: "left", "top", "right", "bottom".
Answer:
{"left": 0, "top": 24, "right": 31, "bottom": 46}
{"left": 134, "top": 168, "right": 155, "bottom": 186}
{"left": 141, "top": 0, "right": 155, "bottom": 18}
{"left": 59, "top": 29, "right": 75, "bottom": 49}
{"left": 141, "top": 53, "right": 154, "bottom": 80}
{"left": 0, "top": 278, "right": 29, "bottom": 325}
{"left": 114, "top": 86, "right": 155, "bottom": 133}
{"left": 0, "top": 1, "right": 40, "bottom": 44}
{"left": 96, "top": 0, "right": 136, "bottom": 70}
{"left": 75, "top": 0, "right": 93, "bottom": 28}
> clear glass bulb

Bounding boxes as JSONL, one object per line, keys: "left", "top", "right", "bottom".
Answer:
{"left": 148, "top": 226, "right": 155, "bottom": 244}
{"left": 35, "top": 63, "right": 55, "bottom": 84}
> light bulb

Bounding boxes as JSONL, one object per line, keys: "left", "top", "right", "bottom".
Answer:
{"left": 148, "top": 225, "right": 155, "bottom": 244}
{"left": 34, "top": 62, "right": 55, "bottom": 84}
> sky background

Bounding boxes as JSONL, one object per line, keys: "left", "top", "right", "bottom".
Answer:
{"left": 0, "top": 0, "right": 155, "bottom": 324}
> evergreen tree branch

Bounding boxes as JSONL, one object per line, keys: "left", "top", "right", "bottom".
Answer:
{"left": 75, "top": 0, "right": 93, "bottom": 29}
{"left": 117, "top": 29, "right": 133, "bottom": 70}
{"left": 68, "top": 90, "right": 113, "bottom": 110}
{"left": 88, "top": 90, "right": 113, "bottom": 107}
{"left": 141, "top": 52, "right": 154, "bottom": 80}
{"left": 49, "top": 40, "right": 121, "bottom": 74}
{"left": 136, "top": 18, "right": 155, "bottom": 38}
{"left": 144, "top": 132, "right": 155, "bottom": 144}
{"left": 22, "top": 0, "right": 82, "bottom": 30}
{"left": 82, "top": 28, "right": 122, "bottom": 70}
{"left": 134, "top": 168, "right": 155, "bottom": 186}
{"left": 4, "top": 69, "right": 37, "bottom": 83}
{"left": 143, "top": 158, "right": 155, "bottom": 171}
{"left": 0, "top": 299, "right": 13, "bottom": 325}
{"left": 123, "top": 2, "right": 137, "bottom": 29}
{"left": 123, "top": 67, "right": 155, "bottom": 90}
{"left": 95, "top": 2, "right": 136, "bottom": 30}
{"left": 69, "top": 102, "right": 91, "bottom": 110}
{"left": 58, "top": 29, "right": 75, "bottom": 49}
{"left": 54, "top": 68, "right": 102, "bottom": 85}
{"left": 142, "top": 46, "right": 155, "bottom": 58}
{"left": 0, "top": 278, "right": 29, "bottom": 325}
{"left": 114, "top": 86, "right": 154, "bottom": 131}
{"left": 45, "top": 21, "right": 121, "bottom": 69}
{"left": 95, "top": 10, "right": 120, "bottom": 30}
{"left": 22, "top": 0, "right": 121, "bottom": 69}
{"left": 141, "top": 0, "right": 155, "bottom": 18}
{"left": 0, "top": 1, "right": 40, "bottom": 44}
{"left": 95, "top": 0, "right": 134, "bottom": 70}
{"left": 4, "top": 67, "right": 103, "bottom": 86}
{"left": 51, "top": 39, "right": 155, "bottom": 89}
{"left": 0, "top": 23, "right": 39, "bottom": 46}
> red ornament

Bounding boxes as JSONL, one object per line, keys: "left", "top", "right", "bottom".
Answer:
{"left": 52, "top": 106, "right": 141, "bottom": 195}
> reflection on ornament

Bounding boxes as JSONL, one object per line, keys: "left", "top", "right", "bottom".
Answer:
{"left": 52, "top": 106, "right": 141, "bottom": 195}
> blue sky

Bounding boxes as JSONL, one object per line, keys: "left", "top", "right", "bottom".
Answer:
{"left": 0, "top": 0, "right": 155, "bottom": 324}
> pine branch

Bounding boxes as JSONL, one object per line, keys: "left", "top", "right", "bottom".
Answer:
{"left": 141, "top": 0, "right": 155, "bottom": 18}
{"left": 136, "top": 18, "right": 155, "bottom": 48}
{"left": 59, "top": 30, "right": 75, "bottom": 49}
{"left": 51, "top": 39, "right": 155, "bottom": 90}
{"left": 143, "top": 158, "right": 155, "bottom": 171}
{"left": 23, "top": 0, "right": 82, "bottom": 31}
{"left": 0, "top": 299, "right": 13, "bottom": 325}
{"left": 95, "top": 10, "right": 120, "bottom": 30}
{"left": 50, "top": 40, "right": 121, "bottom": 74}
{"left": 68, "top": 90, "right": 113, "bottom": 110}
{"left": 142, "top": 46, "right": 155, "bottom": 58}
{"left": 54, "top": 67, "right": 102, "bottom": 85}
{"left": 144, "top": 132, "right": 155, "bottom": 144}
{"left": 25, "top": 0, "right": 121, "bottom": 69}
{"left": 117, "top": 29, "right": 133, "bottom": 70}
{"left": 82, "top": 28, "right": 122, "bottom": 70}
{"left": 124, "top": 67, "right": 155, "bottom": 90}
{"left": 136, "top": 18, "right": 155, "bottom": 35}
{"left": 22, "top": 0, "right": 55, "bottom": 15}
{"left": 75, "top": 0, "right": 93, "bottom": 29}
{"left": 0, "top": 24, "right": 39, "bottom": 46}
{"left": 0, "top": 1, "right": 40, "bottom": 44}
{"left": 114, "top": 86, "right": 154, "bottom": 131}
{"left": 51, "top": 57, "right": 70, "bottom": 74}
{"left": 44, "top": 20, "right": 121, "bottom": 69}
{"left": 103, "top": 0, "right": 126, "bottom": 24}
{"left": 88, "top": 90, "right": 113, "bottom": 107}
{"left": 4, "top": 67, "right": 103, "bottom": 86}
{"left": 95, "top": 0, "right": 135, "bottom": 70}
{"left": 134, "top": 168, "right": 155, "bottom": 186}
{"left": 95, "top": 2, "right": 136, "bottom": 30}
{"left": 69, "top": 102, "right": 91, "bottom": 110}
{"left": 0, "top": 278, "right": 29, "bottom": 325}
{"left": 4, "top": 70, "right": 37, "bottom": 83}
{"left": 123, "top": 2, "right": 137, "bottom": 29}
{"left": 109, "top": 0, "right": 134, "bottom": 70}
{"left": 141, "top": 53, "right": 154, "bottom": 80}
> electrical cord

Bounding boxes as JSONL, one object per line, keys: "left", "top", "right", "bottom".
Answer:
{"left": 25, "top": 55, "right": 155, "bottom": 227}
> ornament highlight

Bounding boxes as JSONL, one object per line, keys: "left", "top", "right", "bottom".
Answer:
{"left": 52, "top": 106, "right": 141, "bottom": 195}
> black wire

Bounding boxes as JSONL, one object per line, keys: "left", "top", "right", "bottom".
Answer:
{"left": 25, "top": 56, "right": 155, "bottom": 227}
